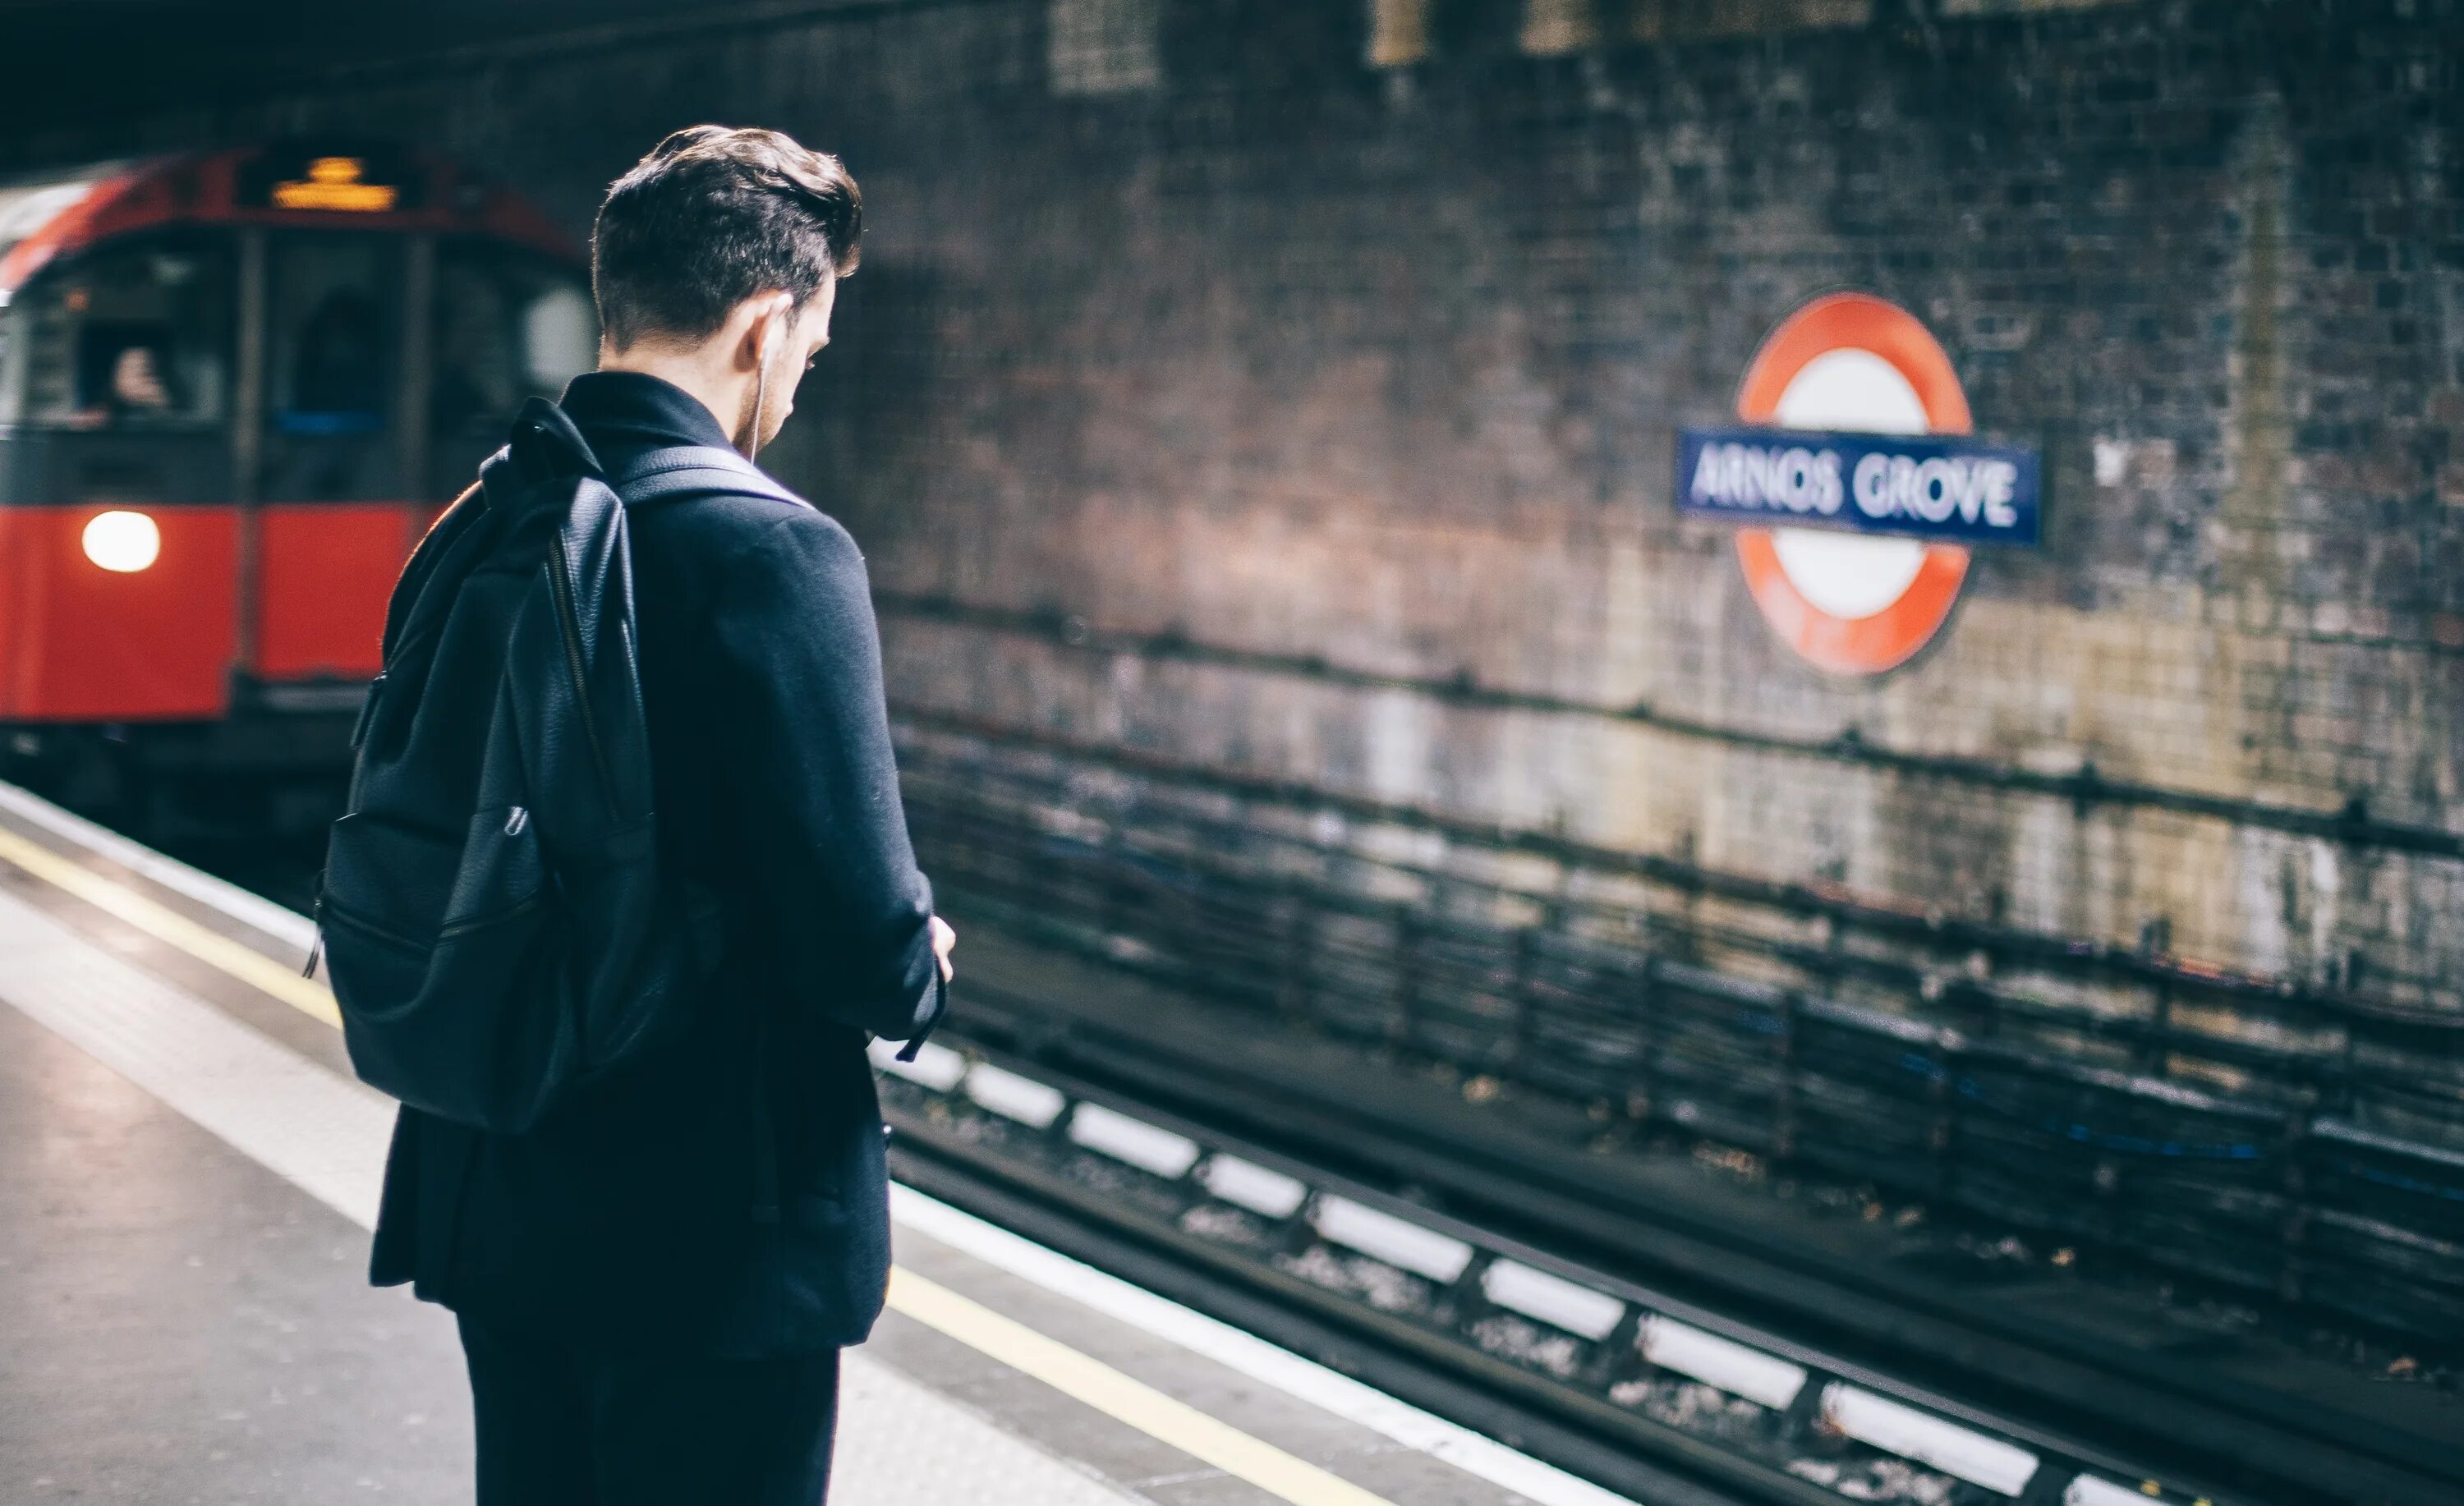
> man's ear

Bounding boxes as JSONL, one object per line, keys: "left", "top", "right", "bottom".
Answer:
{"left": 763, "top": 292, "right": 798, "bottom": 360}
{"left": 746, "top": 292, "right": 794, "bottom": 369}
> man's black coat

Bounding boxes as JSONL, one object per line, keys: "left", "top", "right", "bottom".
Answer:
{"left": 370, "top": 372, "right": 943, "bottom": 1357}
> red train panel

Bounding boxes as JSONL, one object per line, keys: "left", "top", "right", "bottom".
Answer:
{"left": 251, "top": 504, "right": 418, "bottom": 682}
{"left": 0, "top": 507, "right": 239, "bottom": 722}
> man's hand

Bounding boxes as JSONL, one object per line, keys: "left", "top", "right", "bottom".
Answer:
{"left": 930, "top": 916, "right": 957, "bottom": 983}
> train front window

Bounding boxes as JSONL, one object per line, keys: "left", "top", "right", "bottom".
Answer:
{"left": 4, "top": 237, "right": 232, "bottom": 430}
{"left": 430, "top": 241, "right": 595, "bottom": 457}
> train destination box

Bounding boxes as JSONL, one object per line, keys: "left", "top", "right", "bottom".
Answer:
{"left": 1676, "top": 427, "right": 2041, "bottom": 548}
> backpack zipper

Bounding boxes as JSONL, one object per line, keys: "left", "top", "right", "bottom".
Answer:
{"left": 301, "top": 872, "right": 325, "bottom": 978}
{"left": 544, "top": 531, "right": 623, "bottom": 817}
{"left": 318, "top": 892, "right": 431, "bottom": 954}
{"left": 437, "top": 888, "right": 548, "bottom": 939}
{"left": 350, "top": 672, "right": 385, "bottom": 750}
{"left": 310, "top": 888, "right": 550, "bottom": 956}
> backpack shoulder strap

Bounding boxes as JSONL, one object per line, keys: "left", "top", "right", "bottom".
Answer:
{"left": 379, "top": 480, "right": 483, "bottom": 664}
{"left": 608, "top": 445, "right": 812, "bottom": 512}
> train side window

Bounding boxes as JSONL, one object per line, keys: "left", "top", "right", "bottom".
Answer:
{"left": 0, "top": 307, "right": 18, "bottom": 425}
{"left": 5, "top": 237, "right": 233, "bottom": 430}
{"left": 430, "top": 241, "right": 596, "bottom": 448}
{"left": 269, "top": 237, "right": 397, "bottom": 436}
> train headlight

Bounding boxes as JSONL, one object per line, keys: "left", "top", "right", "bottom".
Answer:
{"left": 82, "top": 510, "right": 161, "bottom": 573}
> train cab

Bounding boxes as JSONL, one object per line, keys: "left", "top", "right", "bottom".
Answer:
{"left": 0, "top": 141, "right": 593, "bottom": 784}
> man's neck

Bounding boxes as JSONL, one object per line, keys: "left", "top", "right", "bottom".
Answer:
{"left": 595, "top": 344, "right": 752, "bottom": 453}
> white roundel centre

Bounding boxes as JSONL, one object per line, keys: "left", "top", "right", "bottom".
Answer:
{"left": 1767, "top": 348, "right": 1930, "bottom": 621}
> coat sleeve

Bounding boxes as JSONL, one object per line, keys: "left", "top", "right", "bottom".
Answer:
{"left": 706, "top": 507, "right": 943, "bottom": 1041}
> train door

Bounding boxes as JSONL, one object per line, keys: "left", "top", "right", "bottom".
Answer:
{"left": 240, "top": 231, "right": 413, "bottom": 695}
{"left": 238, "top": 232, "right": 595, "bottom": 700}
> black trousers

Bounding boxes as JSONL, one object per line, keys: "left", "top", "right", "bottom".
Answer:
{"left": 458, "top": 1315, "right": 841, "bottom": 1506}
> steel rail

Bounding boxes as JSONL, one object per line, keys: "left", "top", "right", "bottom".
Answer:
{"left": 934, "top": 983, "right": 2461, "bottom": 1506}
{"left": 875, "top": 1032, "right": 2324, "bottom": 1506}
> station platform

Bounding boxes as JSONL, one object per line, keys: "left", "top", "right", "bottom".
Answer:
{"left": 0, "top": 781, "right": 1633, "bottom": 1506}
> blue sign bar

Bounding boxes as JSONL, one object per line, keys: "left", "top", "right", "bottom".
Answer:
{"left": 1676, "top": 426, "right": 2043, "bottom": 548}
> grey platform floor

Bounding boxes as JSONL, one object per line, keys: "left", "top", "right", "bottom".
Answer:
{"left": 0, "top": 1002, "right": 471, "bottom": 1504}
{"left": 0, "top": 785, "right": 1606, "bottom": 1506}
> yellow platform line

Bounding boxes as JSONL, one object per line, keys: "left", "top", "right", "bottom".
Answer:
{"left": 0, "top": 810, "right": 1400, "bottom": 1506}
{"left": 0, "top": 823, "right": 340, "bottom": 1026}
{"left": 889, "top": 1268, "right": 1398, "bottom": 1506}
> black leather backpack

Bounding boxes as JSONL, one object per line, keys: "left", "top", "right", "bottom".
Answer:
{"left": 311, "top": 397, "right": 793, "bottom": 1134}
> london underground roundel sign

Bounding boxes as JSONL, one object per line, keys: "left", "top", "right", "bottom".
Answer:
{"left": 1676, "top": 294, "right": 2042, "bottom": 676}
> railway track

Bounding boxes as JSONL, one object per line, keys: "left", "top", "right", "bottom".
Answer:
{"left": 878, "top": 1026, "right": 2301, "bottom": 1506}
{"left": 913, "top": 972, "right": 2459, "bottom": 1506}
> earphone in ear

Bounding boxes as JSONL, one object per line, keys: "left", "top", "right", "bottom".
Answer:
{"left": 759, "top": 292, "right": 793, "bottom": 360}
{"left": 741, "top": 294, "right": 798, "bottom": 463}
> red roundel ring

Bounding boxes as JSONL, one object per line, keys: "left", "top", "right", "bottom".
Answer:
{"left": 1730, "top": 293, "right": 1974, "bottom": 676}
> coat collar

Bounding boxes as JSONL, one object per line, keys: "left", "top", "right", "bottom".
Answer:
{"left": 558, "top": 371, "right": 737, "bottom": 455}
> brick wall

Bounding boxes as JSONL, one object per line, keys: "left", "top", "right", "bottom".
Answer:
{"left": 811, "top": 0, "right": 2464, "bottom": 1065}
{"left": 12, "top": 0, "right": 2460, "bottom": 1130}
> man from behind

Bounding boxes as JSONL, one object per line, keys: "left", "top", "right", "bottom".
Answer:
{"left": 367, "top": 126, "right": 955, "bottom": 1505}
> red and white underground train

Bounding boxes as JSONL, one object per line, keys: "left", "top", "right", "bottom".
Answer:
{"left": 0, "top": 140, "right": 592, "bottom": 796}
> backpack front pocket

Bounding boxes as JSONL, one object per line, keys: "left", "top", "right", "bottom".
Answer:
{"left": 320, "top": 806, "right": 577, "bottom": 1132}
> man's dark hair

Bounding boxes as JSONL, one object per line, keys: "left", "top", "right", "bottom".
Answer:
{"left": 591, "top": 125, "right": 864, "bottom": 351}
